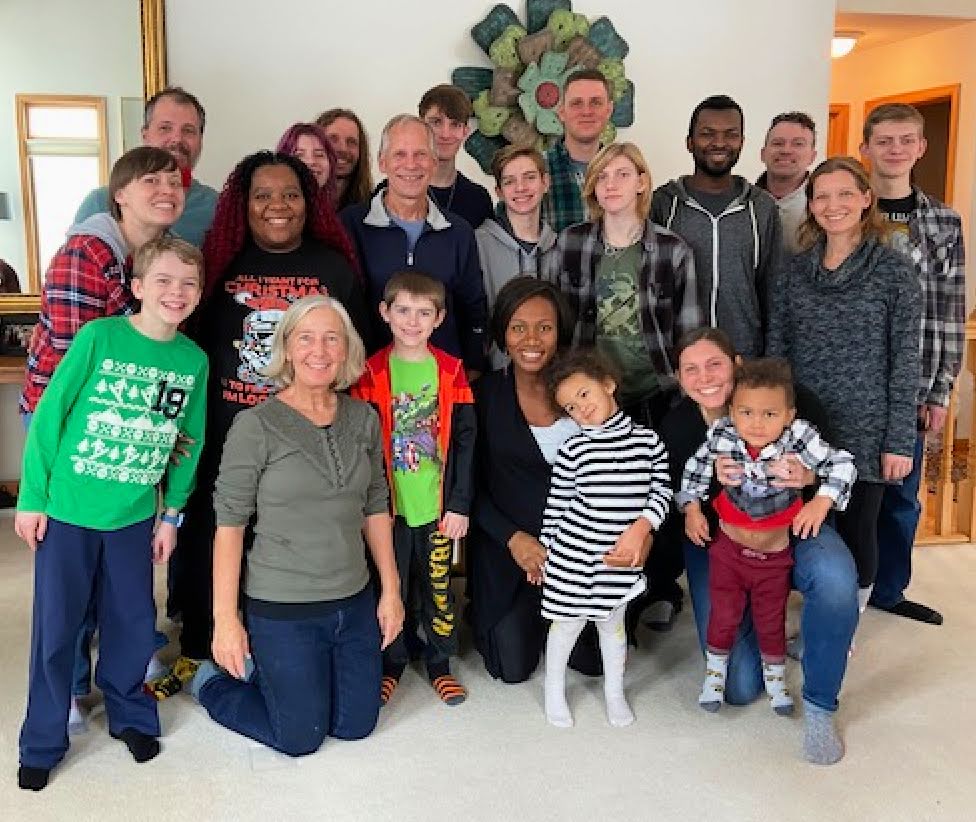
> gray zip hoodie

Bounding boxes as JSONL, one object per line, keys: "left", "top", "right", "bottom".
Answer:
{"left": 475, "top": 210, "right": 558, "bottom": 369}
{"left": 651, "top": 176, "right": 782, "bottom": 357}
{"left": 65, "top": 212, "right": 130, "bottom": 267}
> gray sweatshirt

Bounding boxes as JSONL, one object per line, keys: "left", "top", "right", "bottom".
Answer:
{"left": 767, "top": 236, "right": 921, "bottom": 483}
{"left": 475, "top": 211, "right": 558, "bottom": 369}
{"left": 214, "top": 394, "right": 389, "bottom": 603}
{"left": 651, "top": 176, "right": 782, "bottom": 357}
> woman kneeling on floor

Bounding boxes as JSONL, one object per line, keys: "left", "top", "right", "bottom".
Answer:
{"left": 190, "top": 295, "right": 403, "bottom": 756}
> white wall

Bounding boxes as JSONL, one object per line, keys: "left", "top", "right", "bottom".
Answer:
{"left": 167, "top": 0, "right": 836, "bottom": 196}
{"left": 0, "top": 0, "right": 142, "bottom": 285}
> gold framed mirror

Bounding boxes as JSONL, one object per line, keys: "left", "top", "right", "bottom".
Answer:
{"left": 0, "top": 0, "right": 168, "bottom": 317}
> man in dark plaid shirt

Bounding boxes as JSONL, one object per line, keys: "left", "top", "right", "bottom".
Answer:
{"left": 861, "top": 103, "right": 966, "bottom": 626}
{"left": 541, "top": 69, "right": 614, "bottom": 233}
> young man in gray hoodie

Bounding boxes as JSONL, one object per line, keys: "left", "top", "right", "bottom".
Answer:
{"left": 651, "top": 95, "right": 782, "bottom": 357}
{"left": 476, "top": 145, "right": 558, "bottom": 369}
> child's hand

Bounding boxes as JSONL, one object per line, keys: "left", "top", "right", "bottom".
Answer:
{"left": 14, "top": 512, "right": 47, "bottom": 551}
{"left": 526, "top": 568, "right": 543, "bottom": 586}
{"left": 439, "top": 512, "right": 469, "bottom": 540}
{"left": 604, "top": 519, "right": 652, "bottom": 568}
{"left": 792, "top": 495, "right": 833, "bottom": 539}
{"left": 152, "top": 521, "right": 178, "bottom": 564}
{"left": 684, "top": 505, "right": 710, "bottom": 547}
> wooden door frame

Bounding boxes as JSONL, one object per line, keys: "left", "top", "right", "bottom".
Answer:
{"left": 827, "top": 104, "right": 850, "bottom": 157}
{"left": 864, "top": 84, "right": 960, "bottom": 205}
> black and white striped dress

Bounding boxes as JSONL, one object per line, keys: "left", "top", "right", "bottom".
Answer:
{"left": 541, "top": 411, "right": 672, "bottom": 621}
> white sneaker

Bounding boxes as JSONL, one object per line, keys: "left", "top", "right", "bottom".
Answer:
{"left": 144, "top": 653, "right": 167, "bottom": 683}
{"left": 67, "top": 698, "right": 88, "bottom": 735}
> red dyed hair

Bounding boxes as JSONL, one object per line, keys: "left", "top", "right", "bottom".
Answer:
{"left": 201, "top": 151, "right": 359, "bottom": 302}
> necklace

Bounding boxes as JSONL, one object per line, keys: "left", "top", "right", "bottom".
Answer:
{"left": 433, "top": 176, "right": 457, "bottom": 213}
{"left": 603, "top": 225, "right": 643, "bottom": 258}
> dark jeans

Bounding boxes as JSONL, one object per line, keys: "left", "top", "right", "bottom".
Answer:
{"left": 834, "top": 480, "right": 886, "bottom": 588}
{"left": 172, "top": 445, "right": 222, "bottom": 660}
{"left": 684, "top": 524, "right": 857, "bottom": 712}
{"left": 20, "top": 517, "right": 160, "bottom": 769}
{"left": 385, "top": 518, "right": 457, "bottom": 676}
{"left": 198, "top": 586, "right": 381, "bottom": 757}
{"left": 872, "top": 433, "right": 925, "bottom": 607}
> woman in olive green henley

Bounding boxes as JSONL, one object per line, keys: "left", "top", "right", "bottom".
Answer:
{"left": 189, "top": 295, "right": 403, "bottom": 756}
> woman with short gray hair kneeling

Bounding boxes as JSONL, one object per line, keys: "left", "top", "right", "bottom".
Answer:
{"left": 190, "top": 295, "right": 403, "bottom": 756}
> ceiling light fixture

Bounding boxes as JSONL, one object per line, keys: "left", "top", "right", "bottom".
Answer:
{"left": 831, "top": 30, "right": 863, "bottom": 59}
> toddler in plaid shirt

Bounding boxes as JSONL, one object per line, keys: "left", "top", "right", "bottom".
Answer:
{"left": 676, "top": 358, "right": 855, "bottom": 715}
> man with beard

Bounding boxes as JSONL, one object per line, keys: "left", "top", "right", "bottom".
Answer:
{"left": 74, "top": 88, "right": 216, "bottom": 248}
{"left": 652, "top": 95, "right": 781, "bottom": 357}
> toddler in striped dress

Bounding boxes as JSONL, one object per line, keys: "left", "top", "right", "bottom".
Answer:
{"left": 540, "top": 351, "right": 671, "bottom": 727}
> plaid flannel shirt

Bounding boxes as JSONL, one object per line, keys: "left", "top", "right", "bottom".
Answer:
{"left": 677, "top": 417, "right": 856, "bottom": 520}
{"left": 901, "top": 189, "right": 966, "bottom": 408}
{"left": 20, "top": 235, "right": 134, "bottom": 412}
{"left": 541, "top": 140, "right": 589, "bottom": 233}
{"left": 543, "top": 220, "right": 703, "bottom": 381}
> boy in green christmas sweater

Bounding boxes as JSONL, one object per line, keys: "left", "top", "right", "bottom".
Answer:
{"left": 15, "top": 237, "right": 208, "bottom": 791}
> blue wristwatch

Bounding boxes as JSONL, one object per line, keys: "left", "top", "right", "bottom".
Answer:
{"left": 160, "top": 512, "right": 184, "bottom": 528}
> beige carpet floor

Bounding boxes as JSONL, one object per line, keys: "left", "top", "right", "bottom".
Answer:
{"left": 0, "top": 521, "right": 972, "bottom": 822}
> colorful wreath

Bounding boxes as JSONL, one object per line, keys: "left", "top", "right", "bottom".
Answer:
{"left": 451, "top": 0, "right": 635, "bottom": 173}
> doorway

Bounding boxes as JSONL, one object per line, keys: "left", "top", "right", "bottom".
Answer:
{"left": 864, "top": 84, "right": 959, "bottom": 205}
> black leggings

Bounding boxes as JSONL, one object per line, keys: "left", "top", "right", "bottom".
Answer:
{"left": 834, "top": 480, "right": 885, "bottom": 589}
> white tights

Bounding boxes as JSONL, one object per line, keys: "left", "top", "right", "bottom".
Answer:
{"left": 544, "top": 608, "right": 633, "bottom": 728}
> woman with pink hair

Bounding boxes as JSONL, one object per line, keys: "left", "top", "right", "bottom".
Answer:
{"left": 276, "top": 122, "right": 338, "bottom": 205}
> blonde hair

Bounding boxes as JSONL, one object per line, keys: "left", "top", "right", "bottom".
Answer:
{"left": 582, "top": 142, "right": 652, "bottom": 223}
{"left": 262, "top": 295, "right": 365, "bottom": 390}
{"left": 132, "top": 236, "right": 204, "bottom": 285}
{"left": 798, "top": 156, "right": 888, "bottom": 250}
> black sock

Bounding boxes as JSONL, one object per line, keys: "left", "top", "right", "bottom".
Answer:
{"left": 426, "top": 660, "right": 450, "bottom": 681}
{"left": 111, "top": 728, "right": 160, "bottom": 763}
{"left": 383, "top": 662, "right": 407, "bottom": 680}
{"left": 18, "top": 765, "right": 50, "bottom": 791}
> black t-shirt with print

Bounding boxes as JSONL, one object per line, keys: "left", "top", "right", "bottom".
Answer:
{"left": 196, "top": 238, "right": 369, "bottom": 437}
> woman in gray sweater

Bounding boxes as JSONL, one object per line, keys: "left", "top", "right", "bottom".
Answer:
{"left": 190, "top": 295, "right": 403, "bottom": 757}
{"left": 768, "top": 156, "right": 920, "bottom": 613}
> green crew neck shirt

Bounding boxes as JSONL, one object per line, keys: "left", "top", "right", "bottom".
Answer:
{"left": 18, "top": 316, "right": 209, "bottom": 530}
{"left": 389, "top": 354, "right": 441, "bottom": 527}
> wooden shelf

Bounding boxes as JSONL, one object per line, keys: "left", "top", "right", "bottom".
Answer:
{"left": 0, "top": 355, "right": 26, "bottom": 386}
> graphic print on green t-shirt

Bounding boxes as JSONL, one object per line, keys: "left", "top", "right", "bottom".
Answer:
{"left": 389, "top": 355, "right": 441, "bottom": 527}
{"left": 595, "top": 243, "right": 658, "bottom": 405}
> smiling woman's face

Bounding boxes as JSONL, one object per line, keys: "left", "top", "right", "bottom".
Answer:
{"left": 677, "top": 339, "right": 735, "bottom": 413}
{"left": 504, "top": 295, "right": 559, "bottom": 376}
{"left": 247, "top": 163, "right": 306, "bottom": 253}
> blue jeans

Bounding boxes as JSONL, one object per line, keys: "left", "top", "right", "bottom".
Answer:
{"left": 872, "top": 433, "right": 925, "bottom": 608}
{"left": 199, "top": 586, "right": 382, "bottom": 757}
{"left": 684, "top": 525, "right": 858, "bottom": 712}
